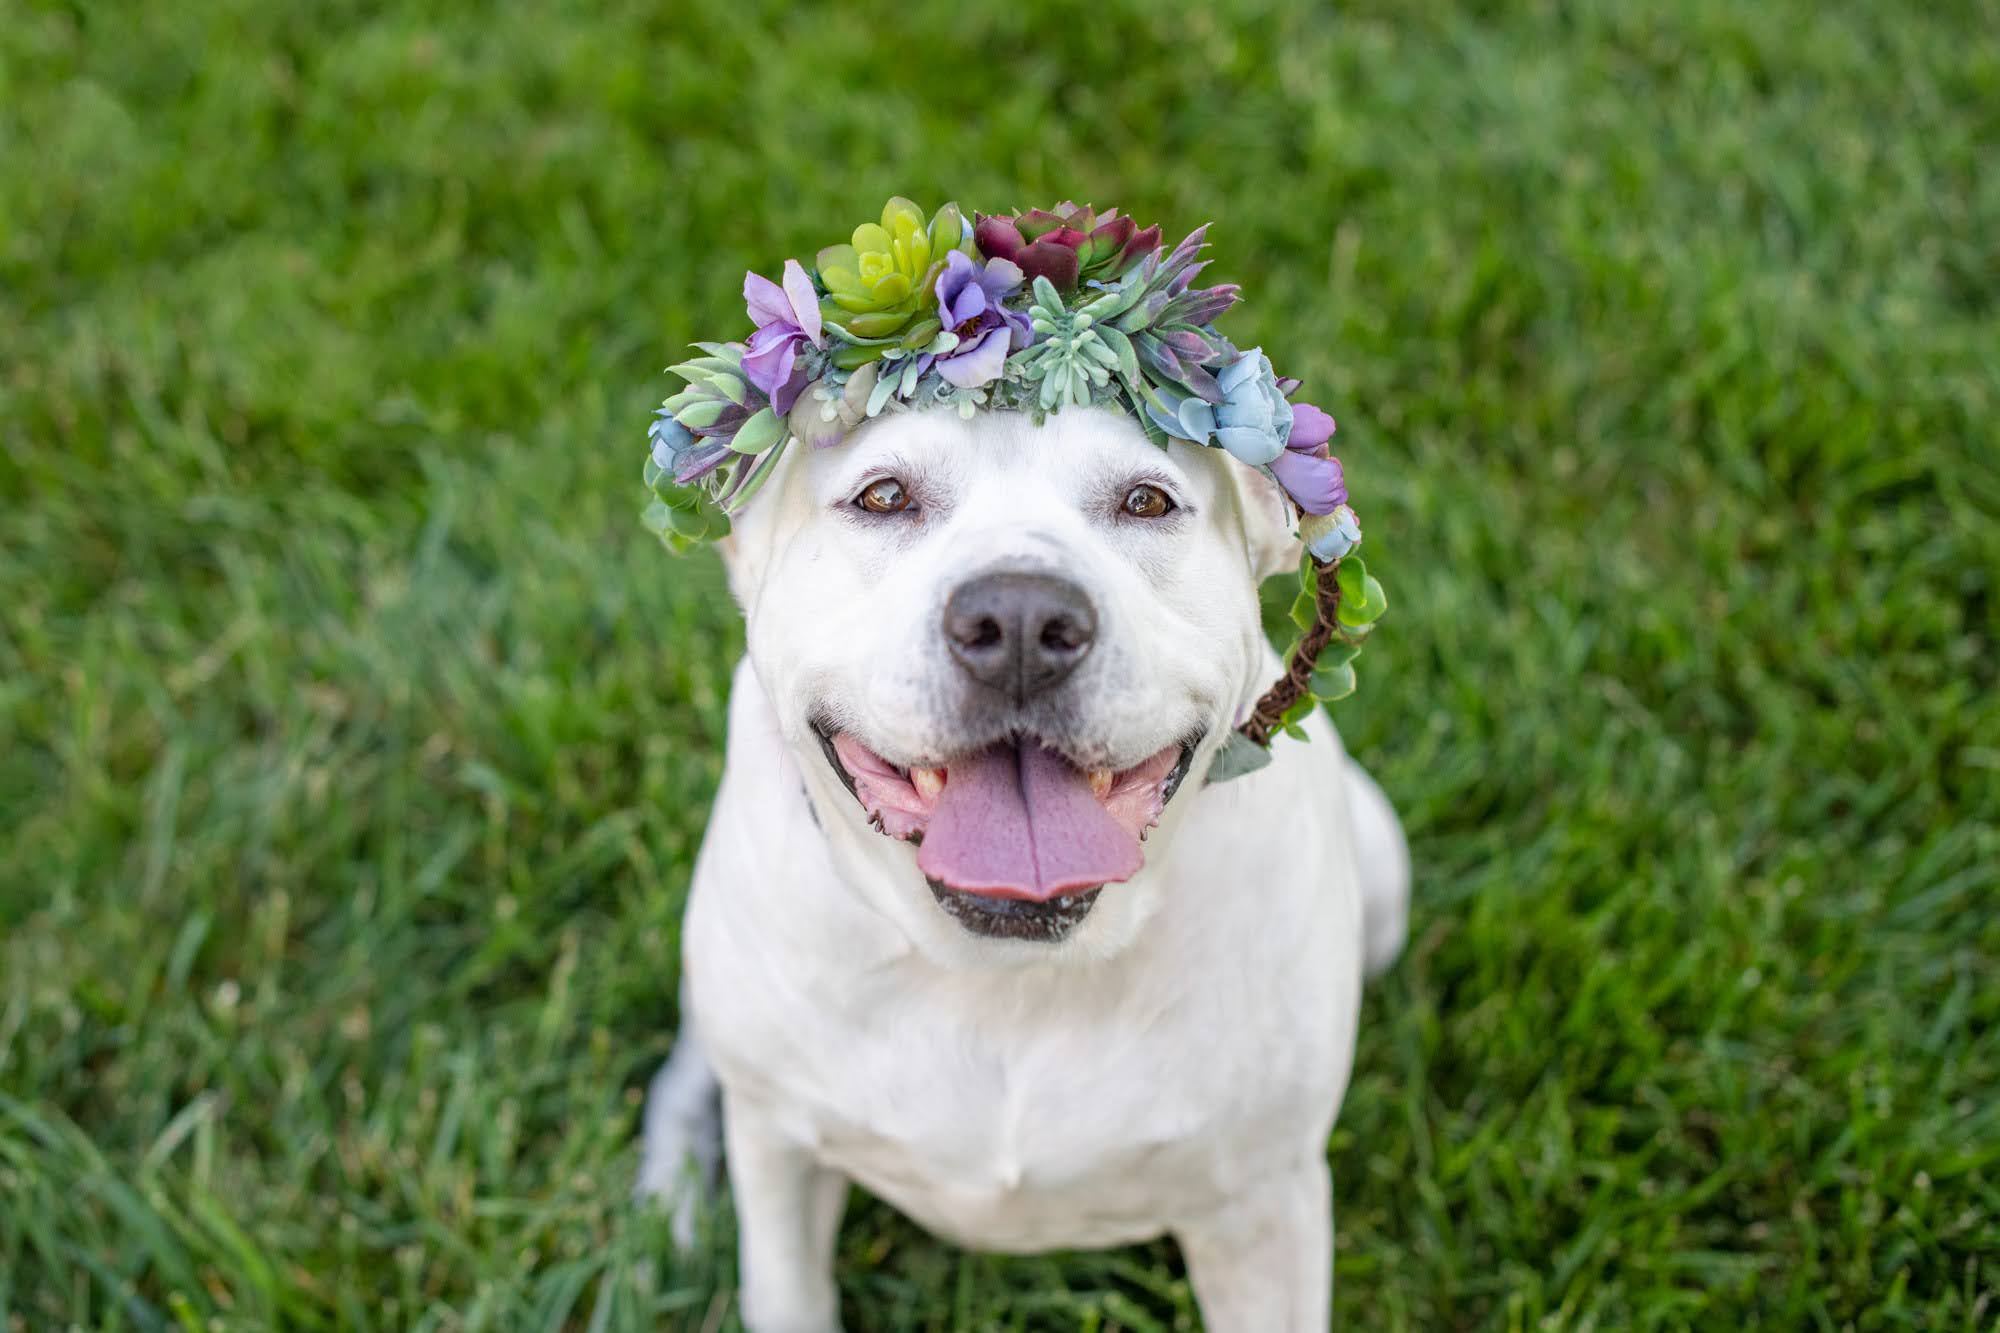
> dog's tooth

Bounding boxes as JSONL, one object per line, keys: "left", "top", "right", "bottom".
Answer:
{"left": 912, "top": 766, "right": 945, "bottom": 801}
{"left": 1088, "top": 769, "right": 1113, "bottom": 800}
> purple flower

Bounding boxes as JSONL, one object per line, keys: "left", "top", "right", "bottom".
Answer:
{"left": 930, "top": 251, "right": 1032, "bottom": 389}
{"left": 1268, "top": 402, "right": 1347, "bottom": 515}
{"left": 741, "top": 259, "right": 823, "bottom": 415}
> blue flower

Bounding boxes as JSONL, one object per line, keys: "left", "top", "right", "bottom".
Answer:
{"left": 1210, "top": 348, "right": 1293, "bottom": 466}
{"left": 1147, "top": 388, "right": 1217, "bottom": 444}
{"left": 1300, "top": 504, "right": 1362, "bottom": 562}
{"left": 1145, "top": 347, "right": 1294, "bottom": 467}
{"left": 648, "top": 407, "right": 728, "bottom": 484}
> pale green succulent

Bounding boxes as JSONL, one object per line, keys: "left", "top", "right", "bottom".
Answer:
{"left": 1011, "top": 276, "right": 1123, "bottom": 412}
{"left": 816, "top": 197, "right": 970, "bottom": 358}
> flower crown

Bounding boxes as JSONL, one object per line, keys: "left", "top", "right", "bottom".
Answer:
{"left": 644, "top": 197, "right": 1386, "bottom": 776}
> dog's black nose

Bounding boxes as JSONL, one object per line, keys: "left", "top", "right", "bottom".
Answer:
{"left": 943, "top": 571, "right": 1097, "bottom": 701}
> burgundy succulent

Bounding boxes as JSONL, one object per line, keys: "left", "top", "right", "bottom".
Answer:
{"left": 973, "top": 201, "right": 1162, "bottom": 293}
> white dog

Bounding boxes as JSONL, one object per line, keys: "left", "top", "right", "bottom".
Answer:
{"left": 637, "top": 403, "right": 1409, "bottom": 1332}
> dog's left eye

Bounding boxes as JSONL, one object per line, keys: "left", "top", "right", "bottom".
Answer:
{"left": 856, "top": 477, "right": 915, "bottom": 515}
{"left": 1122, "top": 484, "right": 1175, "bottom": 519}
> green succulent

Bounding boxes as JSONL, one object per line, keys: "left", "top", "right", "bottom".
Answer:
{"left": 1011, "top": 276, "right": 1124, "bottom": 413}
{"left": 816, "top": 197, "right": 970, "bottom": 359}
{"left": 659, "top": 343, "right": 758, "bottom": 438}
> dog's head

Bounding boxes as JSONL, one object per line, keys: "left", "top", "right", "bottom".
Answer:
{"left": 724, "top": 404, "right": 1298, "bottom": 961}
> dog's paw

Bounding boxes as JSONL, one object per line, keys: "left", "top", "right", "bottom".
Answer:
{"left": 634, "top": 1146, "right": 713, "bottom": 1251}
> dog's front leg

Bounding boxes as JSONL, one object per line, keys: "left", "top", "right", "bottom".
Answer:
{"left": 1175, "top": 1157, "right": 1333, "bottom": 1332}
{"left": 723, "top": 1093, "right": 848, "bottom": 1333}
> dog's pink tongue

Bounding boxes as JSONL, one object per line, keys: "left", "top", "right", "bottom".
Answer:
{"left": 917, "top": 744, "right": 1143, "bottom": 901}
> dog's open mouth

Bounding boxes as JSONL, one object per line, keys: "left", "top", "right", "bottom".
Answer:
{"left": 813, "top": 727, "right": 1198, "bottom": 941}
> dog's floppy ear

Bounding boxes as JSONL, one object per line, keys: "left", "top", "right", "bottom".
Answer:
{"left": 1220, "top": 458, "right": 1303, "bottom": 583}
{"left": 714, "top": 532, "right": 748, "bottom": 605}
{"left": 714, "top": 528, "right": 770, "bottom": 612}
{"left": 710, "top": 460, "right": 801, "bottom": 612}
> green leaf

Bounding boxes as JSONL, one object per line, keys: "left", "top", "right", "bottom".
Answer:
{"left": 726, "top": 406, "right": 784, "bottom": 455}
{"left": 1131, "top": 393, "right": 1172, "bottom": 450}
{"left": 668, "top": 355, "right": 745, "bottom": 383}
{"left": 667, "top": 501, "right": 723, "bottom": 539}
{"left": 1335, "top": 555, "right": 1387, "bottom": 626}
{"left": 899, "top": 316, "right": 943, "bottom": 349}
{"left": 1309, "top": 658, "right": 1357, "bottom": 702}
{"left": 1318, "top": 640, "right": 1361, "bottom": 670}
{"left": 867, "top": 365, "right": 900, "bottom": 416}
{"left": 700, "top": 368, "right": 748, "bottom": 404}
{"left": 821, "top": 318, "right": 900, "bottom": 347}
{"left": 832, "top": 342, "right": 889, "bottom": 370}
{"left": 675, "top": 399, "right": 728, "bottom": 430}
{"left": 684, "top": 367, "right": 747, "bottom": 405}
{"left": 642, "top": 493, "right": 728, "bottom": 552}
{"left": 1205, "top": 732, "right": 1274, "bottom": 785}
{"left": 1079, "top": 284, "right": 1141, "bottom": 322}
{"left": 1337, "top": 576, "right": 1388, "bottom": 627}
{"left": 840, "top": 309, "right": 913, "bottom": 338}
{"left": 1335, "top": 554, "right": 1365, "bottom": 597}
{"left": 1094, "top": 323, "right": 1144, "bottom": 393}
{"left": 1280, "top": 692, "right": 1318, "bottom": 728}
{"left": 658, "top": 481, "right": 704, "bottom": 510}
{"left": 1039, "top": 369, "right": 1066, "bottom": 411}
{"left": 727, "top": 441, "right": 786, "bottom": 510}
{"left": 1288, "top": 576, "right": 1319, "bottom": 632}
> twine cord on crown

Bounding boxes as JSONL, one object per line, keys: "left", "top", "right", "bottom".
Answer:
{"left": 1240, "top": 557, "right": 1343, "bottom": 747}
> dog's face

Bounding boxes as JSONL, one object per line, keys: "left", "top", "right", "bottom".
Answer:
{"left": 726, "top": 404, "right": 1297, "bottom": 963}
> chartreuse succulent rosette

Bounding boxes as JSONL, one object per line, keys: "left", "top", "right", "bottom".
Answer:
{"left": 644, "top": 198, "right": 1386, "bottom": 773}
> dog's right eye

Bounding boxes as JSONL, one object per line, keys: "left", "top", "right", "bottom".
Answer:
{"left": 856, "top": 477, "right": 915, "bottom": 515}
{"left": 1121, "top": 483, "right": 1175, "bottom": 519}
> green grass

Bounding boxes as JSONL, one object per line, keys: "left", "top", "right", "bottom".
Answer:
{"left": 3, "top": 0, "right": 1996, "bottom": 1327}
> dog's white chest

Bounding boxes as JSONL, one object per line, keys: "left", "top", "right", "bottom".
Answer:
{"left": 692, "top": 874, "right": 1358, "bottom": 1254}
{"left": 804, "top": 1032, "right": 1193, "bottom": 1248}
{"left": 675, "top": 662, "right": 1370, "bottom": 1260}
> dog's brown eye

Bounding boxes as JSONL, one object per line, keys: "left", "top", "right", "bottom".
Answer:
{"left": 1123, "top": 484, "right": 1174, "bottom": 519}
{"left": 858, "top": 478, "right": 913, "bottom": 515}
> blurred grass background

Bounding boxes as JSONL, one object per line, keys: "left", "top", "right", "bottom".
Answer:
{"left": 3, "top": 0, "right": 1996, "bottom": 1328}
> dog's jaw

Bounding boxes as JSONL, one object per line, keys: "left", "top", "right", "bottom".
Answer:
{"left": 924, "top": 881, "right": 1102, "bottom": 943}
